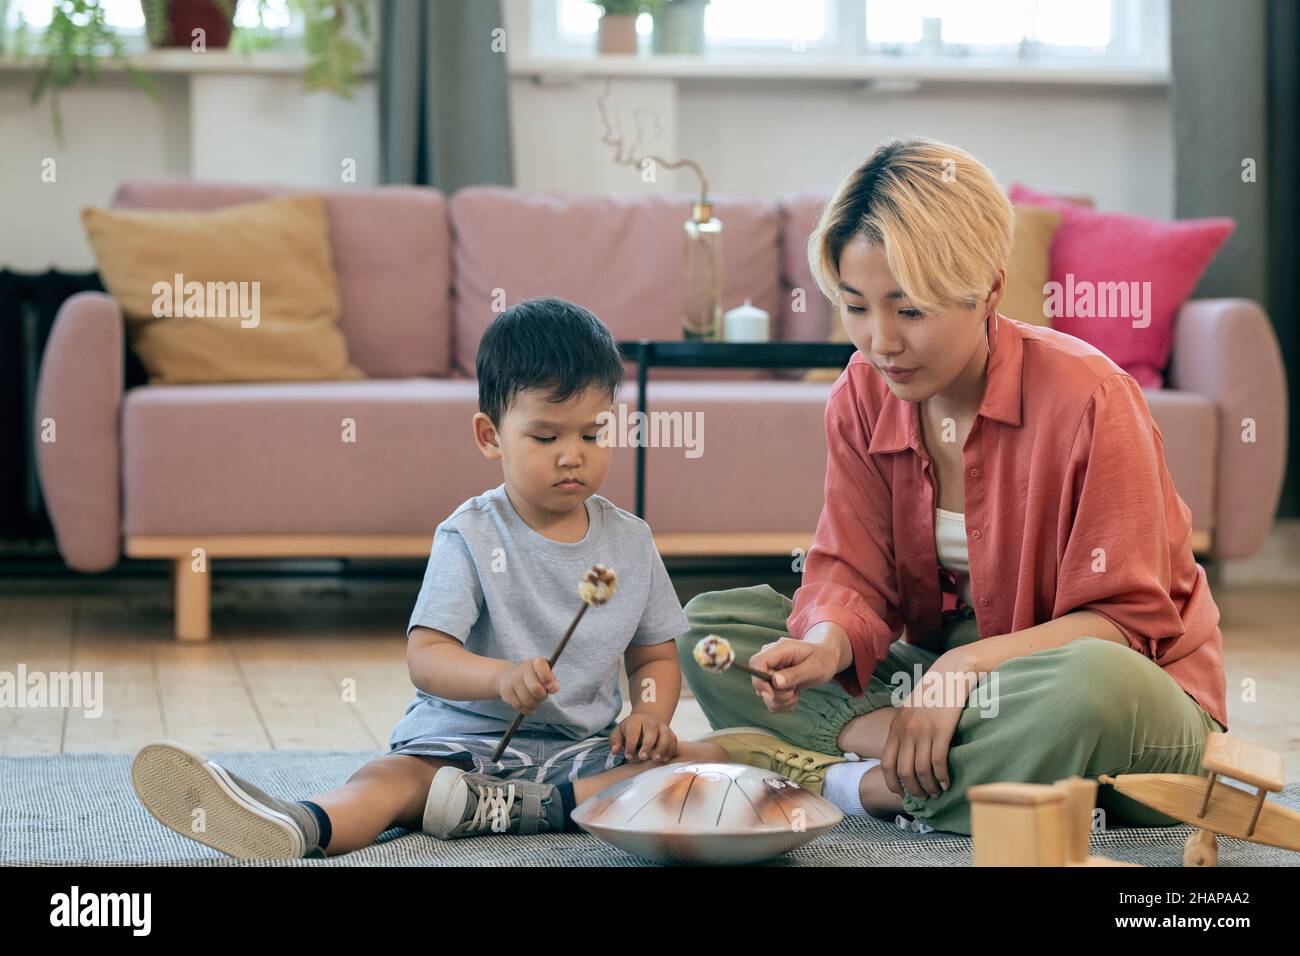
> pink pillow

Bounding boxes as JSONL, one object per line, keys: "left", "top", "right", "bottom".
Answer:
{"left": 1008, "top": 183, "right": 1234, "bottom": 388}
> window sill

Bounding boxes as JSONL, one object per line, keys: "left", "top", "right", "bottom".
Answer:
{"left": 0, "top": 48, "right": 375, "bottom": 77}
{"left": 509, "top": 53, "right": 1169, "bottom": 88}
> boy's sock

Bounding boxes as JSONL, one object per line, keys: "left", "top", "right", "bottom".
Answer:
{"left": 822, "top": 757, "right": 882, "bottom": 816}
{"left": 554, "top": 781, "right": 583, "bottom": 833}
{"left": 296, "top": 800, "right": 333, "bottom": 854}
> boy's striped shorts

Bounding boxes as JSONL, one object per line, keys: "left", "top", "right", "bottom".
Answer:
{"left": 388, "top": 729, "right": 627, "bottom": 787}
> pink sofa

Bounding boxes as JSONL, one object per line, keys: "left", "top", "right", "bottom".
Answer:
{"left": 34, "top": 180, "right": 1289, "bottom": 639}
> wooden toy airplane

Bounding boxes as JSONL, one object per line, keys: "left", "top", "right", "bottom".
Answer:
{"left": 1099, "top": 732, "right": 1300, "bottom": 866}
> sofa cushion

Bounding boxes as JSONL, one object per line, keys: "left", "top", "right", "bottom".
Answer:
{"left": 120, "top": 380, "right": 831, "bottom": 536}
{"left": 1001, "top": 204, "right": 1063, "bottom": 327}
{"left": 1143, "top": 388, "right": 1217, "bottom": 533}
{"left": 84, "top": 194, "right": 362, "bottom": 385}
{"left": 618, "top": 381, "right": 835, "bottom": 532}
{"left": 778, "top": 192, "right": 833, "bottom": 344}
{"left": 119, "top": 381, "right": 1214, "bottom": 540}
{"left": 1008, "top": 182, "right": 1235, "bottom": 389}
{"left": 111, "top": 180, "right": 453, "bottom": 378}
{"left": 449, "top": 188, "right": 782, "bottom": 381}
{"left": 122, "top": 380, "right": 500, "bottom": 536}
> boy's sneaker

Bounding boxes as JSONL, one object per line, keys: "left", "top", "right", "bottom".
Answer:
{"left": 423, "top": 766, "right": 564, "bottom": 839}
{"left": 696, "top": 726, "right": 847, "bottom": 796}
{"left": 131, "top": 740, "right": 321, "bottom": 859}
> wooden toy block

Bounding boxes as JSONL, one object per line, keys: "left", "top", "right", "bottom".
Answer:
{"left": 970, "top": 776, "right": 1136, "bottom": 867}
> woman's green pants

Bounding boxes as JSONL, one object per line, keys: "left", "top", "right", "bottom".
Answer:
{"left": 678, "top": 584, "right": 1226, "bottom": 835}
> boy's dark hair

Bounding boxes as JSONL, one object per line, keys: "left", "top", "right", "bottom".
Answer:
{"left": 476, "top": 297, "right": 625, "bottom": 427}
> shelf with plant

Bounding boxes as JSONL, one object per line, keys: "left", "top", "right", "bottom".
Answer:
{"left": 2, "top": 0, "right": 373, "bottom": 144}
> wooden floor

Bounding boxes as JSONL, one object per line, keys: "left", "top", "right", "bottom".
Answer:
{"left": 0, "top": 576, "right": 718, "bottom": 756}
{"left": 2, "top": 571, "right": 1297, "bottom": 781}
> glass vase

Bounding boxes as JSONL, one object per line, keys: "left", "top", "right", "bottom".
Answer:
{"left": 681, "top": 199, "right": 722, "bottom": 341}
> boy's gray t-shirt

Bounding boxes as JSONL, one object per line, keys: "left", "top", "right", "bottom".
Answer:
{"left": 389, "top": 483, "right": 691, "bottom": 744}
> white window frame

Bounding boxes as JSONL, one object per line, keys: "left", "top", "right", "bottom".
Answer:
{"left": 1, "top": 0, "right": 308, "bottom": 53}
{"left": 529, "top": 0, "right": 1169, "bottom": 72}
{"left": 533, "top": 0, "right": 846, "bottom": 57}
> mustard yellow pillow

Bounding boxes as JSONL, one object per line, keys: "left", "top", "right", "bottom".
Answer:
{"left": 82, "top": 194, "right": 363, "bottom": 384}
{"left": 1001, "top": 203, "right": 1062, "bottom": 328}
{"left": 802, "top": 202, "right": 1064, "bottom": 382}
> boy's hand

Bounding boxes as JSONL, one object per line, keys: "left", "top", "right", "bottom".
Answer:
{"left": 611, "top": 714, "right": 676, "bottom": 763}
{"left": 495, "top": 658, "right": 559, "bottom": 715}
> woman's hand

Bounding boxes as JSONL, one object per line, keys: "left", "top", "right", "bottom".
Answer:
{"left": 749, "top": 637, "right": 843, "bottom": 712}
{"left": 881, "top": 653, "right": 977, "bottom": 799}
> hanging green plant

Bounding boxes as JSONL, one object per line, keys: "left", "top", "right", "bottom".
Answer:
{"left": 296, "top": 0, "right": 369, "bottom": 97}
{"left": 241, "top": 0, "right": 372, "bottom": 98}
{"left": 25, "top": 0, "right": 160, "bottom": 146}
{"left": 12, "top": 0, "right": 373, "bottom": 144}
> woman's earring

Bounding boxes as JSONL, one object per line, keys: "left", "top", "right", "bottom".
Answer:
{"left": 985, "top": 312, "right": 999, "bottom": 354}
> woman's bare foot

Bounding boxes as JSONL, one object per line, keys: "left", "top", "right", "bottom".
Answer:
{"left": 835, "top": 706, "right": 897, "bottom": 758}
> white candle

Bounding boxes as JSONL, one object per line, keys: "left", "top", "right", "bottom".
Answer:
{"left": 723, "top": 299, "right": 770, "bottom": 342}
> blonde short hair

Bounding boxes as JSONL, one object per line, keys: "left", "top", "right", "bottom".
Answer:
{"left": 808, "top": 136, "right": 1014, "bottom": 316}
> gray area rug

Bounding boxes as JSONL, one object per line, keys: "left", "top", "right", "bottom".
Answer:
{"left": 3, "top": 751, "right": 1297, "bottom": 866}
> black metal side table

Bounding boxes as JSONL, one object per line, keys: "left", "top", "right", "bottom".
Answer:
{"left": 615, "top": 340, "right": 858, "bottom": 518}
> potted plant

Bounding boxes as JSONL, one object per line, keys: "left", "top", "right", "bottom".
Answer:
{"left": 651, "top": 0, "right": 708, "bottom": 55}
{"left": 590, "top": 0, "right": 642, "bottom": 56}
{"left": 141, "top": 0, "right": 236, "bottom": 50}
{"left": 147, "top": 0, "right": 371, "bottom": 97}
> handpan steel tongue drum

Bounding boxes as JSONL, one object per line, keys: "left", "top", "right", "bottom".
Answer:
{"left": 571, "top": 762, "right": 844, "bottom": 865}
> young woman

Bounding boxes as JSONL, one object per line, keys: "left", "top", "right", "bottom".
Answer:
{"left": 682, "top": 136, "right": 1228, "bottom": 835}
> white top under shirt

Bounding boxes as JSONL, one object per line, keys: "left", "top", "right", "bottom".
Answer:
{"left": 935, "top": 507, "right": 974, "bottom": 608}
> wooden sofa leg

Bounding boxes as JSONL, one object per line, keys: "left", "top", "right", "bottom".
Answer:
{"left": 172, "top": 557, "right": 212, "bottom": 642}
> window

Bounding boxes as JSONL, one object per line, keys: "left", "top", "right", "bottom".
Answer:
{"left": 529, "top": 0, "right": 1168, "bottom": 72}
{"left": 2, "top": 0, "right": 300, "bottom": 52}
{"left": 538, "top": 0, "right": 838, "bottom": 55}
{"left": 699, "top": 0, "right": 831, "bottom": 48}
{"left": 864, "top": 0, "right": 1141, "bottom": 59}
